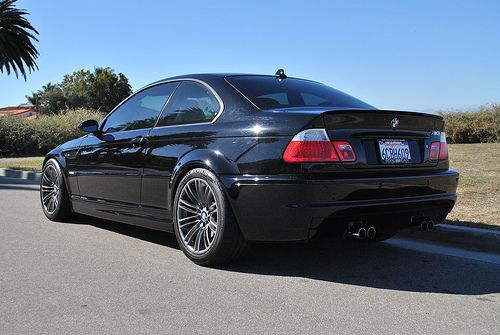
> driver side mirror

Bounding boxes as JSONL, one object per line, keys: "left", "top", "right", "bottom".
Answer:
{"left": 78, "top": 119, "right": 99, "bottom": 134}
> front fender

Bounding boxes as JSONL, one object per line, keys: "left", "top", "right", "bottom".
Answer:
{"left": 43, "top": 137, "right": 84, "bottom": 195}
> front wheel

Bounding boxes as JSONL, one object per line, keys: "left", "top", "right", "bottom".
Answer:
{"left": 40, "top": 159, "right": 72, "bottom": 221}
{"left": 173, "top": 168, "right": 249, "bottom": 266}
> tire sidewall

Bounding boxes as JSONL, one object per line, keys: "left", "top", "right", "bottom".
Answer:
{"left": 173, "top": 168, "right": 229, "bottom": 263}
{"left": 40, "top": 159, "right": 65, "bottom": 220}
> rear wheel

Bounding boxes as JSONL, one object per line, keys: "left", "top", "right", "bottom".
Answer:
{"left": 173, "top": 168, "right": 249, "bottom": 266}
{"left": 40, "top": 159, "right": 72, "bottom": 221}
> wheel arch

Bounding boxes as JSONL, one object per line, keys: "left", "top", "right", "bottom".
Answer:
{"left": 42, "top": 152, "right": 71, "bottom": 195}
{"left": 169, "top": 148, "right": 239, "bottom": 210}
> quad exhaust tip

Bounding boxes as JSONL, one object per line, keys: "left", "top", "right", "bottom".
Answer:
{"left": 347, "top": 227, "right": 367, "bottom": 240}
{"left": 420, "top": 219, "right": 435, "bottom": 231}
{"left": 427, "top": 220, "right": 435, "bottom": 230}
{"left": 367, "top": 226, "right": 376, "bottom": 239}
{"left": 347, "top": 226, "right": 377, "bottom": 240}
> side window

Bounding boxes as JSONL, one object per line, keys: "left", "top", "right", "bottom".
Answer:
{"left": 156, "top": 81, "right": 220, "bottom": 127}
{"left": 301, "top": 92, "right": 328, "bottom": 106}
{"left": 102, "top": 82, "right": 179, "bottom": 133}
{"left": 255, "top": 92, "right": 288, "bottom": 108}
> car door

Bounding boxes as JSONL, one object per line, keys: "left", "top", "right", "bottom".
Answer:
{"left": 141, "top": 80, "right": 223, "bottom": 212}
{"left": 75, "top": 82, "right": 179, "bottom": 205}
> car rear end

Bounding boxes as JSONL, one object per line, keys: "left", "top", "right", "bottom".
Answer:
{"left": 222, "top": 75, "right": 459, "bottom": 242}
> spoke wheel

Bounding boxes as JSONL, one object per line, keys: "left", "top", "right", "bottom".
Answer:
{"left": 40, "top": 159, "right": 72, "bottom": 221}
{"left": 173, "top": 168, "right": 250, "bottom": 266}
{"left": 177, "top": 178, "right": 219, "bottom": 254}
{"left": 41, "top": 164, "right": 61, "bottom": 215}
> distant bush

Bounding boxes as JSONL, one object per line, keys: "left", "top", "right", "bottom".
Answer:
{"left": 438, "top": 104, "right": 500, "bottom": 143}
{"left": 0, "top": 108, "right": 104, "bottom": 155}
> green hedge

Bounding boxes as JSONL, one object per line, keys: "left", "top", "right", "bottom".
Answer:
{"left": 0, "top": 109, "right": 104, "bottom": 155}
{"left": 1, "top": 104, "right": 499, "bottom": 156}
{"left": 439, "top": 104, "right": 500, "bottom": 144}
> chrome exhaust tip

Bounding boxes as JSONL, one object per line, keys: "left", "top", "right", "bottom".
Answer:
{"left": 367, "top": 226, "right": 376, "bottom": 239}
{"left": 358, "top": 228, "right": 367, "bottom": 239}
{"left": 427, "top": 220, "right": 435, "bottom": 231}
{"left": 347, "top": 227, "right": 367, "bottom": 240}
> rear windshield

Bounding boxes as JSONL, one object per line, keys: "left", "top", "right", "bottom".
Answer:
{"left": 226, "top": 75, "right": 374, "bottom": 110}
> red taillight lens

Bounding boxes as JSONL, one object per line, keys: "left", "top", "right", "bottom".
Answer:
{"left": 430, "top": 142, "right": 440, "bottom": 161}
{"left": 283, "top": 141, "right": 339, "bottom": 162}
{"left": 283, "top": 129, "right": 356, "bottom": 163}
{"left": 333, "top": 141, "right": 357, "bottom": 162}
{"left": 429, "top": 132, "right": 448, "bottom": 161}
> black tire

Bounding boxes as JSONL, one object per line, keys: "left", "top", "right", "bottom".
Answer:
{"left": 40, "top": 159, "right": 72, "bottom": 221}
{"left": 173, "top": 168, "right": 249, "bottom": 266}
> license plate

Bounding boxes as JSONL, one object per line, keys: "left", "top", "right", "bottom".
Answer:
{"left": 378, "top": 140, "right": 411, "bottom": 164}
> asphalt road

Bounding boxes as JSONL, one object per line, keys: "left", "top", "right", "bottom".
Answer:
{"left": 1, "top": 177, "right": 499, "bottom": 335}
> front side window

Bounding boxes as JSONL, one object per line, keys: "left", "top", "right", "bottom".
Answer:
{"left": 102, "top": 82, "right": 179, "bottom": 133}
{"left": 156, "top": 81, "right": 220, "bottom": 127}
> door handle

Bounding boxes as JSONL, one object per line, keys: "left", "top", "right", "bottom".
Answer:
{"left": 130, "top": 136, "right": 147, "bottom": 147}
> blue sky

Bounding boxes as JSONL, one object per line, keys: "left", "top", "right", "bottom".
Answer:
{"left": 1, "top": 0, "right": 499, "bottom": 112}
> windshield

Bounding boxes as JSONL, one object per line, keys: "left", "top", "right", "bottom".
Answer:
{"left": 226, "top": 75, "right": 374, "bottom": 110}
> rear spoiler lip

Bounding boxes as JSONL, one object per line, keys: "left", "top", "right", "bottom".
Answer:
{"left": 268, "top": 107, "right": 444, "bottom": 120}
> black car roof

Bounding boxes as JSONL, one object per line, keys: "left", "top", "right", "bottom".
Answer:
{"left": 153, "top": 73, "right": 276, "bottom": 82}
{"left": 147, "top": 73, "right": 319, "bottom": 89}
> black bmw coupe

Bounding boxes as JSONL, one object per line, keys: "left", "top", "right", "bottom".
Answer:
{"left": 40, "top": 70, "right": 459, "bottom": 265}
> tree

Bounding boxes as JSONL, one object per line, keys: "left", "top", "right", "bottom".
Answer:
{"left": 0, "top": 0, "right": 39, "bottom": 80}
{"left": 26, "top": 82, "right": 66, "bottom": 115}
{"left": 89, "top": 67, "right": 132, "bottom": 113}
{"left": 26, "top": 67, "right": 132, "bottom": 115}
{"left": 60, "top": 69, "right": 93, "bottom": 109}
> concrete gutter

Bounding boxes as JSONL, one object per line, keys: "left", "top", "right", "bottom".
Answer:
{"left": 0, "top": 168, "right": 41, "bottom": 183}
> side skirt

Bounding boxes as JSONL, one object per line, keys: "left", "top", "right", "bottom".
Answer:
{"left": 71, "top": 196, "right": 174, "bottom": 233}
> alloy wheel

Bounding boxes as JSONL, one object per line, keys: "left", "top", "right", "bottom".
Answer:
{"left": 41, "top": 165, "right": 60, "bottom": 215}
{"left": 176, "top": 178, "right": 219, "bottom": 254}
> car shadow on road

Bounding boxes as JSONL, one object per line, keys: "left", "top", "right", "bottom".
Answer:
{"left": 57, "top": 215, "right": 499, "bottom": 296}
{"left": 220, "top": 237, "right": 500, "bottom": 296}
{"left": 62, "top": 215, "right": 181, "bottom": 250}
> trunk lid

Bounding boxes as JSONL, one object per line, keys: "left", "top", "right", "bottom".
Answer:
{"left": 321, "top": 109, "right": 444, "bottom": 169}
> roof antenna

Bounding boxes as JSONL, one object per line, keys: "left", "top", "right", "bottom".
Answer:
{"left": 275, "top": 68, "right": 287, "bottom": 81}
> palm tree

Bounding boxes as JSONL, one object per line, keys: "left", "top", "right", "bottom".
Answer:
{"left": 0, "top": 0, "right": 39, "bottom": 80}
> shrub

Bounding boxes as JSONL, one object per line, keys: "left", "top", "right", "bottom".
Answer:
{"left": 0, "top": 108, "right": 104, "bottom": 155}
{"left": 438, "top": 104, "right": 500, "bottom": 143}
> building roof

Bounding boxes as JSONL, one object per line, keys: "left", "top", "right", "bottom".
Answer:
{"left": 0, "top": 106, "right": 37, "bottom": 118}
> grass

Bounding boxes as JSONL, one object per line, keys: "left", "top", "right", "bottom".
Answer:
{"left": 446, "top": 143, "right": 499, "bottom": 228}
{"left": 0, "top": 157, "right": 44, "bottom": 171}
{"left": 0, "top": 143, "right": 498, "bottom": 227}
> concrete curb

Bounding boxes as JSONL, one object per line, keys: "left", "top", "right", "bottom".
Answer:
{"left": 0, "top": 168, "right": 41, "bottom": 183}
{"left": 398, "top": 223, "right": 499, "bottom": 255}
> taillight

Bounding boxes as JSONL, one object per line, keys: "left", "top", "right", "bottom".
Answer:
{"left": 283, "top": 129, "right": 356, "bottom": 163}
{"left": 430, "top": 142, "right": 440, "bottom": 161}
{"left": 439, "top": 132, "right": 448, "bottom": 160}
{"left": 333, "top": 141, "right": 357, "bottom": 162}
{"left": 430, "top": 132, "right": 448, "bottom": 161}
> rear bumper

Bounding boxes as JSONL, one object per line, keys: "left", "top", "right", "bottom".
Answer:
{"left": 220, "top": 170, "right": 459, "bottom": 241}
